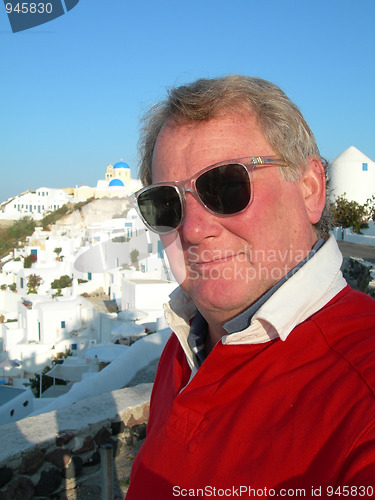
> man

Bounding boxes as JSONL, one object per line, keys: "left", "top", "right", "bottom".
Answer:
{"left": 126, "top": 76, "right": 375, "bottom": 499}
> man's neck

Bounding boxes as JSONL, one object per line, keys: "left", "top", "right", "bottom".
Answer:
{"left": 205, "top": 323, "right": 227, "bottom": 355}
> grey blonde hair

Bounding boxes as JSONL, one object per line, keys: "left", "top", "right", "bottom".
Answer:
{"left": 138, "top": 75, "right": 331, "bottom": 235}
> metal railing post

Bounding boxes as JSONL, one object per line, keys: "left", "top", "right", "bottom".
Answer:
{"left": 100, "top": 443, "right": 114, "bottom": 500}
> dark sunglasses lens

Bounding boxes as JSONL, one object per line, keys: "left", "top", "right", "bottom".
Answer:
{"left": 137, "top": 186, "right": 182, "bottom": 233}
{"left": 196, "top": 163, "right": 251, "bottom": 214}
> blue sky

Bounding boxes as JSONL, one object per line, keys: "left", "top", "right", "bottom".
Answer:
{"left": 1, "top": 0, "right": 374, "bottom": 204}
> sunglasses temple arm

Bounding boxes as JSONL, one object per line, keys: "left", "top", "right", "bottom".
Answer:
{"left": 128, "top": 193, "right": 138, "bottom": 209}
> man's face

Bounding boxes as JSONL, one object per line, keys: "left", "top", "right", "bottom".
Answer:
{"left": 152, "top": 112, "right": 318, "bottom": 324}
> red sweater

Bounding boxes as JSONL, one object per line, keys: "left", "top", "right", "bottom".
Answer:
{"left": 126, "top": 287, "right": 375, "bottom": 499}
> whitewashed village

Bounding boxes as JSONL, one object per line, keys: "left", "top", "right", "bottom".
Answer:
{"left": 0, "top": 149, "right": 374, "bottom": 498}
{"left": 0, "top": 160, "right": 178, "bottom": 426}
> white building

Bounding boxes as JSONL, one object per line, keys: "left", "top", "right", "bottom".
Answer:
{"left": 0, "top": 187, "right": 72, "bottom": 221}
{"left": 1, "top": 295, "right": 99, "bottom": 376}
{"left": 121, "top": 278, "right": 177, "bottom": 323}
{"left": 329, "top": 146, "right": 375, "bottom": 205}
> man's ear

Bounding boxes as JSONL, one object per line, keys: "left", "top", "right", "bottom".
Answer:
{"left": 302, "top": 157, "right": 326, "bottom": 224}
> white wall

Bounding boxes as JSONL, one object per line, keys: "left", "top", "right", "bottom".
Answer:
{"left": 331, "top": 223, "right": 375, "bottom": 247}
{"left": 0, "top": 291, "right": 20, "bottom": 317}
{"left": 1, "top": 323, "right": 25, "bottom": 348}
{"left": 0, "top": 386, "right": 34, "bottom": 426}
{"left": 18, "top": 301, "right": 40, "bottom": 342}
{"left": 343, "top": 228, "right": 375, "bottom": 247}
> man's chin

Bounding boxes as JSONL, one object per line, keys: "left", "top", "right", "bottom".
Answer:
{"left": 183, "top": 279, "right": 263, "bottom": 319}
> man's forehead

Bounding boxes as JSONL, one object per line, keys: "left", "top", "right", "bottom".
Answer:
{"left": 156, "top": 111, "right": 262, "bottom": 149}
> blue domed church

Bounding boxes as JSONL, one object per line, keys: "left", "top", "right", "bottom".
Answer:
{"left": 105, "top": 160, "right": 131, "bottom": 187}
{"left": 74, "top": 159, "right": 142, "bottom": 199}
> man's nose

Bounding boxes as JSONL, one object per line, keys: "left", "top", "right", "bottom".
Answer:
{"left": 180, "top": 192, "right": 223, "bottom": 245}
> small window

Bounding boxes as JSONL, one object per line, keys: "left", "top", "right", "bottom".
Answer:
{"left": 61, "top": 321, "right": 66, "bottom": 328}
{"left": 362, "top": 163, "right": 368, "bottom": 171}
{"left": 23, "top": 400, "right": 29, "bottom": 407}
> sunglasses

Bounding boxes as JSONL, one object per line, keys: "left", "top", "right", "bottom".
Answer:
{"left": 130, "top": 156, "right": 285, "bottom": 234}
